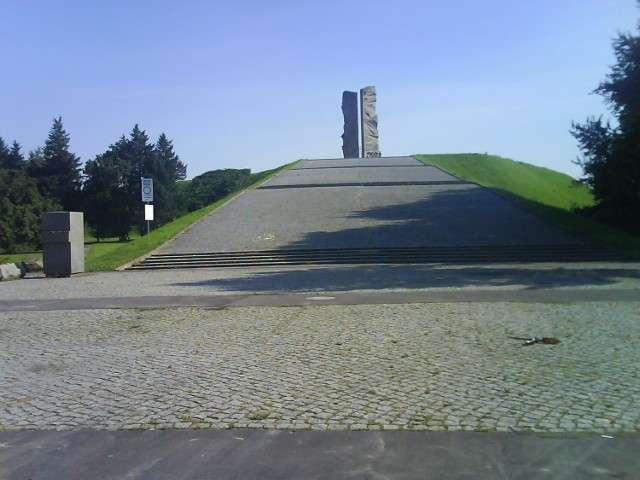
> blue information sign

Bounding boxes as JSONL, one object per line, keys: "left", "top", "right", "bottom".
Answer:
{"left": 141, "top": 177, "right": 153, "bottom": 202}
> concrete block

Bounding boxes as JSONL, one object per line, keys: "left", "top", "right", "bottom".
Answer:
{"left": 42, "top": 211, "right": 84, "bottom": 277}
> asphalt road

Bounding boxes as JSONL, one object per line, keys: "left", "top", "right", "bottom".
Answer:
{"left": 2, "top": 430, "right": 638, "bottom": 480}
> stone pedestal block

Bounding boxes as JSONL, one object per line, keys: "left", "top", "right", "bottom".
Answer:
{"left": 42, "top": 211, "right": 85, "bottom": 277}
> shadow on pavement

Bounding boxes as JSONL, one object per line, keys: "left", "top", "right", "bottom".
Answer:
{"left": 172, "top": 265, "right": 640, "bottom": 293}
{"left": 277, "top": 186, "right": 583, "bottom": 250}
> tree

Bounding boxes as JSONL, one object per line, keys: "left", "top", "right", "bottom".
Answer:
{"left": 83, "top": 138, "right": 133, "bottom": 241}
{"left": 82, "top": 126, "right": 188, "bottom": 240}
{"left": 124, "top": 124, "right": 155, "bottom": 185}
{"left": 0, "top": 137, "right": 9, "bottom": 168}
{"left": 571, "top": 17, "right": 640, "bottom": 233}
{"left": 123, "top": 125, "right": 156, "bottom": 234}
{"left": 0, "top": 169, "right": 56, "bottom": 252}
{"left": 8, "top": 141, "right": 25, "bottom": 170}
{"left": 184, "top": 169, "right": 251, "bottom": 212}
{"left": 150, "top": 133, "right": 188, "bottom": 224}
{"left": 156, "top": 133, "right": 186, "bottom": 182}
{"left": 44, "top": 117, "right": 82, "bottom": 210}
{"left": 27, "top": 118, "right": 82, "bottom": 210}
{"left": 120, "top": 127, "right": 187, "bottom": 229}
{"left": 0, "top": 138, "right": 22, "bottom": 170}
{"left": 26, "top": 146, "right": 46, "bottom": 183}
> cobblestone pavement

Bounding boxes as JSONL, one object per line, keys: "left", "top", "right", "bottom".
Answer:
{"left": 1, "top": 302, "right": 638, "bottom": 433}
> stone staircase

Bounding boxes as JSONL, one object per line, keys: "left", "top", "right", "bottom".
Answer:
{"left": 126, "top": 244, "right": 629, "bottom": 270}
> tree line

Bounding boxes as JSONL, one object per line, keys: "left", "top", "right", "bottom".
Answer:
{"left": 571, "top": 6, "right": 639, "bottom": 235}
{"left": 1, "top": 118, "right": 253, "bottom": 252}
{"left": 82, "top": 124, "right": 187, "bottom": 241}
{"left": 1, "top": 118, "right": 81, "bottom": 252}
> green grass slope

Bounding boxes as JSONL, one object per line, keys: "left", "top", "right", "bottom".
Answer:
{"left": 84, "top": 160, "right": 300, "bottom": 271}
{"left": 2, "top": 162, "right": 300, "bottom": 270}
{"left": 415, "top": 154, "right": 594, "bottom": 210}
{"left": 415, "top": 153, "right": 640, "bottom": 256}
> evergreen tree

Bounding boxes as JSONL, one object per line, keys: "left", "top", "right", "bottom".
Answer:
{"left": 26, "top": 147, "right": 45, "bottom": 170}
{"left": 83, "top": 126, "right": 188, "bottom": 240}
{"left": 151, "top": 133, "right": 188, "bottom": 223}
{"left": 7, "top": 141, "right": 25, "bottom": 170}
{"left": 0, "top": 169, "right": 56, "bottom": 252}
{"left": 0, "top": 138, "right": 22, "bottom": 170}
{"left": 0, "top": 138, "right": 9, "bottom": 169}
{"left": 156, "top": 133, "right": 187, "bottom": 182}
{"left": 83, "top": 138, "right": 132, "bottom": 241}
{"left": 125, "top": 124, "right": 155, "bottom": 186}
{"left": 185, "top": 169, "right": 251, "bottom": 212}
{"left": 122, "top": 125, "right": 156, "bottom": 234}
{"left": 37, "top": 117, "right": 82, "bottom": 210}
{"left": 26, "top": 146, "right": 66, "bottom": 211}
{"left": 0, "top": 137, "right": 9, "bottom": 168}
{"left": 571, "top": 14, "right": 640, "bottom": 233}
{"left": 25, "top": 119, "right": 81, "bottom": 209}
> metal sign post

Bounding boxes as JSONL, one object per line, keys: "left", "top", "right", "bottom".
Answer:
{"left": 141, "top": 178, "right": 154, "bottom": 238}
{"left": 144, "top": 204, "right": 154, "bottom": 238}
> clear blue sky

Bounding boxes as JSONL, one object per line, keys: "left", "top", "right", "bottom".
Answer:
{"left": 1, "top": 0, "right": 638, "bottom": 179}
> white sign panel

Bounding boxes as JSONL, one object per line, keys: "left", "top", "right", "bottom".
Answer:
{"left": 141, "top": 177, "right": 154, "bottom": 202}
{"left": 144, "top": 204, "right": 154, "bottom": 221}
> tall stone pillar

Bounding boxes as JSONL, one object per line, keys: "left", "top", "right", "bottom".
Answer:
{"left": 360, "top": 86, "right": 381, "bottom": 158}
{"left": 341, "top": 91, "right": 359, "bottom": 158}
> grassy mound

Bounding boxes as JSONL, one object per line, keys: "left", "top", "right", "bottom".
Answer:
{"left": 415, "top": 154, "right": 593, "bottom": 210}
{"left": 415, "top": 153, "right": 640, "bottom": 255}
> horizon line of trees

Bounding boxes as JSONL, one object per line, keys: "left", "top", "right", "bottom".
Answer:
{"left": 1, "top": 118, "right": 255, "bottom": 253}
{"left": 1, "top": 119, "right": 188, "bottom": 247}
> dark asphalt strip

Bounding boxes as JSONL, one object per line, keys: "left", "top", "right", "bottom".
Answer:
{"left": 292, "top": 164, "right": 436, "bottom": 170}
{"left": 1, "top": 289, "right": 638, "bottom": 311}
{"left": 257, "top": 180, "right": 472, "bottom": 189}
{"left": 1, "top": 430, "right": 638, "bottom": 480}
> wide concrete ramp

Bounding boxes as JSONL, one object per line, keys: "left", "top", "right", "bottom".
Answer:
{"left": 264, "top": 157, "right": 459, "bottom": 186}
{"left": 159, "top": 156, "right": 582, "bottom": 254}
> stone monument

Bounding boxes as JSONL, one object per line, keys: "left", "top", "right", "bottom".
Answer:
{"left": 360, "top": 86, "right": 381, "bottom": 157}
{"left": 42, "top": 211, "right": 85, "bottom": 277}
{"left": 341, "top": 91, "right": 359, "bottom": 158}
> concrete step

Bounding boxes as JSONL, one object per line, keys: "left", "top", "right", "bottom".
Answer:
{"left": 127, "top": 245, "right": 629, "bottom": 270}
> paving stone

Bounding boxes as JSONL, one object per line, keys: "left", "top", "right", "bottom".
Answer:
{"left": 0, "top": 302, "right": 638, "bottom": 433}
{"left": 349, "top": 424, "right": 367, "bottom": 430}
